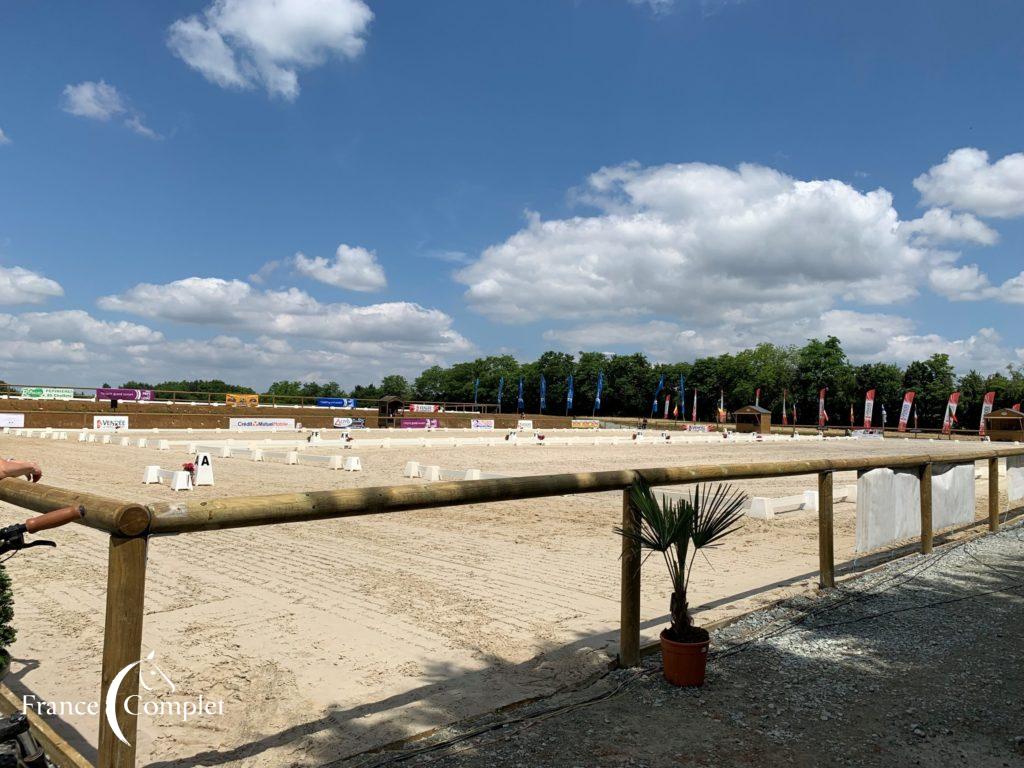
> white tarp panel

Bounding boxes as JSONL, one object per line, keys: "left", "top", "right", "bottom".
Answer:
{"left": 1007, "top": 455, "right": 1024, "bottom": 503}
{"left": 932, "top": 463, "right": 976, "bottom": 531}
{"left": 855, "top": 468, "right": 921, "bottom": 553}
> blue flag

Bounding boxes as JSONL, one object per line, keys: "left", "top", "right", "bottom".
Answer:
{"left": 473, "top": 378, "right": 479, "bottom": 404}
{"left": 517, "top": 377, "right": 524, "bottom": 412}
{"left": 678, "top": 375, "right": 685, "bottom": 417}
{"left": 594, "top": 371, "right": 604, "bottom": 415}
{"left": 539, "top": 375, "right": 547, "bottom": 412}
{"left": 651, "top": 374, "right": 665, "bottom": 416}
{"left": 497, "top": 376, "right": 504, "bottom": 412}
{"left": 566, "top": 374, "right": 574, "bottom": 414}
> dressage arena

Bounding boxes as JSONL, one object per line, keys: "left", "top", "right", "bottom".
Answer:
{"left": 0, "top": 427, "right": 1016, "bottom": 766}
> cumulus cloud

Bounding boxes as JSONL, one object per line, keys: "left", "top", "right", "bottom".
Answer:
{"left": 0, "top": 129, "right": 10, "bottom": 146}
{"left": 914, "top": 147, "right": 1024, "bottom": 218}
{"left": 899, "top": 207, "right": 998, "bottom": 246}
{"left": 98, "top": 276, "right": 470, "bottom": 353}
{"left": 168, "top": 0, "right": 374, "bottom": 100}
{"left": 0, "top": 310, "right": 162, "bottom": 346}
{"left": 0, "top": 266, "right": 64, "bottom": 305}
{"left": 928, "top": 264, "right": 1024, "bottom": 304}
{"left": 61, "top": 80, "right": 160, "bottom": 138}
{"left": 293, "top": 244, "right": 386, "bottom": 291}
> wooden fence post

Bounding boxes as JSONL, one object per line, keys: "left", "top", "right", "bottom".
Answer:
{"left": 619, "top": 488, "right": 641, "bottom": 667}
{"left": 989, "top": 456, "right": 1000, "bottom": 532}
{"left": 817, "top": 471, "right": 835, "bottom": 588}
{"left": 919, "top": 463, "right": 933, "bottom": 555}
{"left": 98, "top": 533, "right": 149, "bottom": 768}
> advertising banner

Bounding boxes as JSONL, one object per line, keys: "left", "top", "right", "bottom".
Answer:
{"left": 317, "top": 398, "right": 357, "bottom": 409}
{"left": 0, "top": 414, "right": 25, "bottom": 428}
{"left": 817, "top": 387, "right": 828, "bottom": 427}
{"left": 898, "top": 391, "right": 916, "bottom": 432}
{"left": 93, "top": 415, "right": 129, "bottom": 431}
{"left": 470, "top": 419, "right": 495, "bottom": 430}
{"left": 685, "top": 424, "right": 710, "bottom": 432}
{"left": 19, "top": 387, "right": 74, "bottom": 400}
{"left": 979, "top": 391, "right": 996, "bottom": 436}
{"left": 225, "top": 393, "right": 259, "bottom": 407}
{"left": 941, "top": 392, "right": 961, "bottom": 435}
{"left": 517, "top": 419, "right": 534, "bottom": 431}
{"left": 401, "top": 418, "right": 439, "bottom": 429}
{"left": 408, "top": 403, "right": 441, "bottom": 413}
{"left": 96, "top": 387, "right": 154, "bottom": 402}
{"left": 229, "top": 418, "right": 296, "bottom": 431}
{"left": 332, "top": 417, "right": 367, "bottom": 429}
{"left": 571, "top": 419, "right": 600, "bottom": 429}
{"left": 851, "top": 428, "right": 884, "bottom": 439}
{"left": 863, "top": 389, "right": 876, "bottom": 429}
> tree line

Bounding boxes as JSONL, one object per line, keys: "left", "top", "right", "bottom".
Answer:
{"left": 115, "top": 336, "right": 1024, "bottom": 429}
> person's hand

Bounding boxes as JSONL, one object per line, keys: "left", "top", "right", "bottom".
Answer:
{"left": 28, "top": 463, "right": 42, "bottom": 483}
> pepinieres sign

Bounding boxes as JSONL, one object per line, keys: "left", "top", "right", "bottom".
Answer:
{"left": 19, "top": 387, "right": 75, "bottom": 400}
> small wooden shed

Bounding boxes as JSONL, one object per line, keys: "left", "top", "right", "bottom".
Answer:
{"left": 734, "top": 404, "right": 771, "bottom": 434}
{"left": 378, "top": 396, "right": 404, "bottom": 426}
{"left": 984, "top": 407, "right": 1024, "bottom": 442}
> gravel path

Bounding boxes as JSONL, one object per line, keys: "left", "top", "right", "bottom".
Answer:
{"left": 340, "top": 521, "right": 1024, "bottom": 768}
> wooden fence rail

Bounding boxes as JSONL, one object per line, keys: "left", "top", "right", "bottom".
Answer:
{"left": 0, "top": 444, "right": 1020, "bottom": 766}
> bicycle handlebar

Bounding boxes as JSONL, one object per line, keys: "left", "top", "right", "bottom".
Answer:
{"left": 24, "top": 506, "right": 85, "bottom": 534}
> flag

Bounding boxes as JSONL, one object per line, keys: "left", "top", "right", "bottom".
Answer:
{"left": 898, "top": 391, "right": 915, "bottom": 432}
{"left": 913, "top": 404, "right": 919, "bottom": 430}
{"left": 539, "top": 375, "right": 547, "bottom": 412}
{"left": 593, "top": 371, "right": 604, "bottom": 415}
{"left": 863, "top": 389, "right": 876, "bottom": 429}
{"left": 941, "top": 392, "right": 961, "bottom": 435}
{"left": 881, "top": 405, "right": 887, "bottom": 427}
{"left": 676, "top": 375, "right": 685, "bottom": 419}
{"left": 782, "top": 389, "right": 788, "bottom": 426}
{"left": 979, "top": 391, "right": 995, "bottom": 435}
{"left": 473, "top": 378, "right": 479, "bottom": 405}
{"left": 792, "top": 403, "right": 798, "bottom": 425}
{"left": 664, "top": 393, "right": 671, "bottom": 418}
{"left": 651, "top": 375, "right": 665, "bottom": 416}
{"left": 755, "top": 387, "right": 761, "bottom": 407}
{"left": 691, "top": 389, "right": 697, "bottom": 422}
{"left": 849, "top": 402, "right": 855, "bottom": 425}
{"left": 818, "top": 387, "right": 828, "bottom": 427}
{"left": 717, "top": 389, "right": 725, "bottom": 423}
{"left": 517, "top": 378, "right": 524, "bottom": 412}
{"left": 566, "top": 374, "right": 574, "bottom": 415}
{"left": 497, "top": 377, "right": 504, "bottom": 412}
{"left": 1014, "top": 402, "right": 1022, "bottom": 412}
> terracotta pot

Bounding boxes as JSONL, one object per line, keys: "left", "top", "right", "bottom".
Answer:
{"left": 660, "top": 629, "right": 709, "bottom": 687}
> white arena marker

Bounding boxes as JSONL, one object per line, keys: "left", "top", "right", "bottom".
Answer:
{"left": 423, "top": 465, "right": 441, "bottom": 482}
{"left": 403, "top": 461, "right": 421, "bottom": 478}
{"left": 137, "top": 438, "right": 147, "bottom": 448}
{"left": 464, "top": 468, "right": 482, "bottom": 480}
{"left": 101, "top": 435, "right": 111, "bottom": 444}
{"left": 77, "top": 432, "right": 87, "bottom": 442}
{"left": 193, "top": 453, "right": 214, "bottom": 486}
{"left": 157, "top": 439, "right": 170, "bottom": 451}
{"left": 328, "top": 455, "right": 344, "bottom": 470}
{"left": 802, "top": 490, "right": 819, "bottom": 512}
{"left": 142, "top": 466, "right": 160, "bottom": 484}
{"left": 250, "top": 449, "right": 263, "bottom": 462}
{"left": 286, "top": 451, "right": 299, "bottom": 465}
{"left": 747, "top": 498, "right": 774, "bottom": 520}
{"left": 343, "top": 456, "right": 362, "bottom": 471}
{"left": 142, "top": 466, "right": 193, "bottom": 491}
{"left": 120, "top": 437, "right": 131, "bottom": 447}
{"left": 86, "top": 434, "right": 97, "bottom": 443}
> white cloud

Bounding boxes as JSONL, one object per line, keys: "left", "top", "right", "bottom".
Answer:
{"left": 914, "top": 147, "right": 1024, "bottom": 218}
{"left": 97, "top": 276, "right": 470, "bottom": 352}
{"left": 899, "top": 207, "right": 998, "bottom": 246}
{"left": 0, "top": 129, "right": 11, "bottom": 146}
{"left": 0, "top": 310, "right": 162, "bottom": 346}
{"left": 293, "top": 244, "right": 386, "bottom": 291}
{"left": 168, "top": 0, "right": 374, "bottom": 100}
{"left": 929, "top": 264, "right": 1024, "bottom": 304}
{"left": 0, "top": 266, "right": 64, "bottom": 305}
{"left": 60, "top": 80, "right": 160, "bottom": 138}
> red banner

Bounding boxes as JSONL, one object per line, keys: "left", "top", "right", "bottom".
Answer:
{"left": 781, "top": 389, "right": 788, "bottom": 425}
{"left": 979, "top": 391, "right": 995, "bottom": 435}
{"left": 863, "top": 389, "right": 876, "bottom": 429}
{"left": 817, "top": 388, "right": 828, "bottom": 427}
{"left": 898, "top": 391, "right": 915, "bottom": 432}
{"left": 691, "top": 390, "right": 697, "bottom": 422}
{"left": 941, "top": 392, "right": 961, "bottom": 435}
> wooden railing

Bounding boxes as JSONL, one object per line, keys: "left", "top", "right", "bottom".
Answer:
{"left": 0, "top": 445, "right": 1021, "bottom": 766}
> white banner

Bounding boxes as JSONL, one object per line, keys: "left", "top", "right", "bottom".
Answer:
{"left": 20, "top": 387, "right": 74, "bottom": 400}
{"left": 229, "top": 417, "right": 296, "bottom": 431}
{"left": 409, "top": 403, "right": 440, "bottom": 413}
{"left": 93, "top": 415, "right": 129, "bottom": 431}
{"left": 470, "top": 419, "right": 495, "bottom": 430}
{"left": 685, "top": 424, "right": 710, "bottom": 432}
{"left": 0, "top": 414, "right": 25, "bottom": 428}
{"left": 863, "top": 389, "right": 875, "bottom": 429}
{"left": 517, "top": 419, "right": 534, "bottom": 431}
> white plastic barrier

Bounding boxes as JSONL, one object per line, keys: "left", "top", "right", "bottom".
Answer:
{"left": 342, "top": 456, "right": 362, "bottom": 472}
{"left": 262, "top": 450, "right": 299, "bottom": 465}
{"left": 142, "top": 466, "right": 193, "bottom": 491}
{"left": 1008, "top": 455, "right": 1024, "bottom": 503}
{"left": 157, "top": 439, "right": 170, "bottom": 451}
{"left": 422, "top": 465, "right": 441, "bottom": 482}
{"left": 403, "top": 461, "right": 421, "bottom": 478}
{"left": 136, "top": 438, "right": 147, "bottom": 448}
{"left": 932, "top": 463, "right": 975, "bottom": 531}
{"left": 856, "top": 468, "right": 922, "bottom": 553}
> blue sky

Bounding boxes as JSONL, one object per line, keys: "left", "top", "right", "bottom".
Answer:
{"left": 1, "top": 0, "right": 1023, "bottom": 388}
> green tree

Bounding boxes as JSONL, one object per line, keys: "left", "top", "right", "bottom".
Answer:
{"left": 854, "top": 363, "right": 904, "bottom": 427}
{"left": 0, "top": 565, "right": 15, "bottom": 664}
{"left": 903, "top": 354, "right": 956, "bottom": 427}
{"left": 795, "top": 337, "right": 855, "bottom": 423}
{"left": 379, "top": 375, "right": 412, "bottom": 399}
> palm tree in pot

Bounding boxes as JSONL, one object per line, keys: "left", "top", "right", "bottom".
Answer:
{"left": 616, "top": 477, "right": 746, "bottom": 686}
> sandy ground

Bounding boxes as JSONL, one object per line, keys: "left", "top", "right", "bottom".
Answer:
{"left": 0, "top": 430, "right": 1008, "bottom": 766}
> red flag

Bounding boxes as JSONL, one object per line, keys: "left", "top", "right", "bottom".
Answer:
{"left": 863, "top": 389, "right": 876, "bottom": 429}
{"left": 691, "top": 390, "right": 697, "bottom": 422}
{"left": 781, "top": 389, "right": 789, "bottom": 426}
{"left": 1014, "top": 402, "right": 1022, "bottom": 412}
{"left": 792, "top": 403, "right": 798, "bottom": 424}
{"left": 849, "top": 403, "right": 855, "bottom": 425}
{"left": 818, "top": 388, "right": 828, "bottom": 427}
{"left": 979, "top": 391, "right": 995, "bottom": 435}
{"left": 898, "top": 391, "right": 915, "bottom": 432}
{"left": 755, "top": 387, "right": 761, "bottom": 407}
{"left": 941, "top": 392, "right": 961, "bottom": 435}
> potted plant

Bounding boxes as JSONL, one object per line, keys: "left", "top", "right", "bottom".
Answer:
{"left": 616, "top": 478, "right": 747, "bottom": 686}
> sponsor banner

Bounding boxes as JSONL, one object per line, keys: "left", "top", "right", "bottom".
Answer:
{"left": 96, "top": 387, "right": 154, "bottom": 402}
{"left": 471, "top": 419, "right": 495, "bottom": 430}
{"left": 571, "top": 419, "right": 600, "bottom": 430}
{"left": 817, "top": 387, "right": 828, "bottom": 427}
{"left": 941, "top": 392, "right": 961, "bottom": 435}
{"left": 517, "top": 419, "right": 534, "bottom": 431}
{"left": 686, "top": 424, "right": 710, "bottom": 432}
{"left": 863, "top": 389, "right": 875, "bottom": 429}
{"left": 93, "top": 415, "right": 129, "bottom": 431}
{"left": 898, "top": 391, "right": 916, "bottom": 432}
{"left": 19, "top": 387, "right": 74, "bottom": 400}
{"left": 229, "top": 417, "right": 296, "bottom": 431}
{"left": 225, "top": 393, "right": 259, "bottom": 407}
{"left": 317, "top": 398, "right": 357, "bottom": 409}
{"left": 408, "top": 403, "right": 441, "bottom": 413}
{"left": 0, "top": 414, "right": 25, "bottom": 428}
{"left": 401, "top": 418, "right": 439, "bottom": 429}
{"left": 851, "top": 428, "right": 884, "bottom": 439}
{"left": 979, "top": 391, "right": 996, "bottom": 436}
{"left": 332, "top": 417, "right": 367, "bottom": 429}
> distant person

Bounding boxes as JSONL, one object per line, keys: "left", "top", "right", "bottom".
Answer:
{"left": 0, "top": 459, "right": 42, "bottom": 483}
